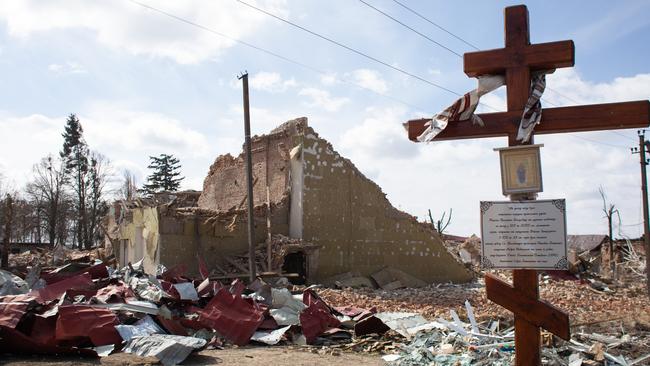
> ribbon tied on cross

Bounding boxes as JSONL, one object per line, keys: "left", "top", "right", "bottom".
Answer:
{"left": 415, "top": 70, "right": 552, "bottom": 144}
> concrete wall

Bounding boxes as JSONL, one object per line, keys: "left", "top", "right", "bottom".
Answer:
{"left": 299, "top": 127, "right": 473, "bottom": 283}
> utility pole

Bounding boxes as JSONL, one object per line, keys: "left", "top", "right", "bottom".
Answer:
{"left": 631, "top": 129, "right": 650, "bottom": 296}
{"left": 238, "top": 72, "right": 256, "bottom": 283}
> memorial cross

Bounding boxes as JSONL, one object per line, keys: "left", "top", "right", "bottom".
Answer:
{"left": 404, "top": 5, "right": 650, "bottom": 366}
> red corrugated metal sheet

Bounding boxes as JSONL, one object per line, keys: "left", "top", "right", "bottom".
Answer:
{"left": 31, "top": 272, "right": 95, "bottom": 303}
{"left": 55, "top": 305, "right": 119, "bottom": 342}
{"left": 0, "top": 301, "right": 29, "bottom": 328}
{"left": 41, "top": 262, "right": 109, "bottom": 284}
{"left": 28, "top": 315, "right": 57, "bottom": 346}
{"left": 199, "top": 287, "right": 264, "bottom": 346}
{"left": 300, "top": 290, "right": 341, "bottom": 344}
{"left": 161, "top": 264, "right": 187, "bottom": 282}
{"left": 94, "top": 282, "right": 135, "bottom": 303}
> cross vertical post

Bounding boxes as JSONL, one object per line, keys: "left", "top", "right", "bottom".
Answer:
{"left": 503, "top": 6, "right": 541, "bottom": 364}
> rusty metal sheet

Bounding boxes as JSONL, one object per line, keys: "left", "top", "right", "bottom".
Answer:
{"left": 31, "top": 272, "right": 94, "bottom": 303}
{"left": 55, "top": 305, "right": 119, "bottom": 342}
{"left": 198, "top": 288, "right": 264, "bottom": 346}
{"left": 41, "top": 262, "right": 109, "bottom": 284}
{"left": 0, "top": 301, "right": 29, "bottom": 328}
{"left": 94, "top": 281, "right": 136, "bottom": 303}
{"left": 300, "top": 290, "right": 341, "bottom": 344}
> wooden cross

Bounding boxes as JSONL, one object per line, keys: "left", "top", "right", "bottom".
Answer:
{"left": 404, "top": 5, "right": 650, "bottom": 366}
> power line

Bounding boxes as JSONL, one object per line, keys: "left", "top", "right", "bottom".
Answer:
{"left": 128, "top": 0, "right": 433, "bottom": 113}
{"left": 544, "top": 86, "right": 582, "bottom": 105}
{"left": 357, "top": 0, "right": 463, "bottom": 57}
{"left": 610, "top": 130, "right": 638, "bottom": 142}
{"left": 391, "top": 0, "right": 481, "bottom": 50}
{"left": 234, "top": 0, "right": 462, "bottom": 97}
{"left": 570, "top": 135, "right": 629, "bottom": 148}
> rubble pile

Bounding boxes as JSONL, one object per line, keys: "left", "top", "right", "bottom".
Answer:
{"left": 0, "top": 240, "right": 647, "bottom": 365}
{"left": 0, "top": 254, "right": 424, "bottom": 365}
{"left": 8, "top": 246, "right": 109, "bottom": 270}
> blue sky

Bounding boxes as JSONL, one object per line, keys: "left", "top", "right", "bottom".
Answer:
{"left": 0, "top": 0, "right": 648, "bottom": 237}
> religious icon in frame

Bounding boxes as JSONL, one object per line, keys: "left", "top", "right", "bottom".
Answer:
{"left": 493, "top": 144, "right": 543, "bottom": 196}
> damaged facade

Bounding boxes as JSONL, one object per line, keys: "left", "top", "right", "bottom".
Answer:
{"left": 107, "top": 118, "right": 472, "bottom": 284}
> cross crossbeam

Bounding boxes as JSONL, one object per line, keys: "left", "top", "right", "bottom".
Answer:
{"left": 405, "top": 100, "right": 650, "bottom": 144}
{"left": 485, "top": 273, "right": 570, "bottom": 340}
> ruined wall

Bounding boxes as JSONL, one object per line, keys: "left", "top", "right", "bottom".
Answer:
{"left": 197, "top": 118, "right": 307, "bottom": 212}
{"left": 298, "top": 128, "right": 473, "bottom": 283}
{"left": 114, "top": 206, "right": 160, "bottom": 274}
{"left": 156, "top": 202, "right": 290, "bottom": 277}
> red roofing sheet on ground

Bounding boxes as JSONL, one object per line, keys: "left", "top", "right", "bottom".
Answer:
{"left": 199, "top": 287, "right": 264, "bottom": 346}
{"left": 300, "top": 290, "right": 341, "bottom": 344}
{"left": 31, "top": 272, "right": 95, "bottom": 303}
{"left": 41, "top": 262, "right": 109, "bottom": 284}
{"left": 55, "top": 305, "right": 119, "bottom": 342}
{"left": 0, "top": 301, "right": 29, "bottom": 329}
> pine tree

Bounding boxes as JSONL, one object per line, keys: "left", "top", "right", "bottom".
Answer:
{"left": 141, "top": 154, "right": 184, "bottom": 196}
{"left": 60, "top": 114, "right": 89, "bottom": 249}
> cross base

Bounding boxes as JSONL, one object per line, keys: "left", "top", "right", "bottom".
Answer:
{"left": 486, "top": 270, "right": 570, "bottom": 366}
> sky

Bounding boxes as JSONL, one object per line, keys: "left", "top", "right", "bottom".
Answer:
{"left": 0, "top": 0, "right": 648, "bottom": 238}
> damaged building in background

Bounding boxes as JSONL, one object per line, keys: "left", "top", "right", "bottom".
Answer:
{"left": 106, "top": 118, "right": 472, "bottom": 285}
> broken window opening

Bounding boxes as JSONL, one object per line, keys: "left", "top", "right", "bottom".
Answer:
{"left": 282, "top": 251, "right": 307, "bottom": 285}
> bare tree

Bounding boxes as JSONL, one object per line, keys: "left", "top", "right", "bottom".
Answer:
{"left": 428, "top": 208, "right": 453, "bottom": 235}
{"left": 119, "top": 169, "right": 138, "bottom": 201}
{"left": 86, "top": 152, "right": 112, "bottom": 247}
{"left": 1, "top": 194, "right": 13, "bottom": 268}
{"left": 25, "top": 155, "right": 69, "bottom": 247}
{"left": 599, "top": 186, "right": 621, "bottom": 276}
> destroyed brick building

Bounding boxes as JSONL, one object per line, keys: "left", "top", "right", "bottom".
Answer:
{"left": 107, "top": 118, "right": 472, "bottom": 284}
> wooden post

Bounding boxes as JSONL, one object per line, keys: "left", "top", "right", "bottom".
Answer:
{"left": 636, "top": 131, "right": 650, "bottom": 296}
{"left": 239, "top": 72, "right": 256, "bottom": 283}
{"left": 266, "top": 186, "right": 272, "bottom": 271}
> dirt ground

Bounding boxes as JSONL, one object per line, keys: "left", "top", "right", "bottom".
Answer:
{"left": 0, "top": 347, "right": 385, "bottom": 366}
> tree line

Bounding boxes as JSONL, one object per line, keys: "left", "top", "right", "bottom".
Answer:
{"left": 0, "top": 114, "right": 185, "bottom": 258}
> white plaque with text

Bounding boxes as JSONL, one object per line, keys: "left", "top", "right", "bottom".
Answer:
{"left": 480, "top": 200, "right": 568, "bottom": 270}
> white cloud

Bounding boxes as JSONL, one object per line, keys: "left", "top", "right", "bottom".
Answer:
{"left": 298, "top": 87, "right": 349, "bottom": 112}
{"left": 320, "top": 73, "right": 338, "bottom": 86}
{"left": 546, "top": 69, "right": 650, "bottom": 106}
{"left": 82, "top": 103, "right": 210, "bottom": 158}
{"left": 249, "top": 71, "right": 296, "bottom": 93}
{"left": 0, "top": 0, "right": 288, "bottom": 64}
{"left": 339, "top": 106, "right": 416, "bottom": 160}
{"left": 348, "top": 68, "right": 388, "bottom": 94}
{"left": 48, "top": 61, "right": 87, "bottom": 75}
